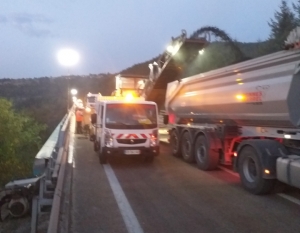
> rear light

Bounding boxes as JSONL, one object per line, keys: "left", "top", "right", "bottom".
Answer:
{"left": 169, "top": 113, "right": 175, "bottom": 124}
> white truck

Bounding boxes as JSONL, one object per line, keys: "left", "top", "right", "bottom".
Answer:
{"left": 84, "top": 92, "right": 101, "bottom": 140}
{"left": 91, "top": 95, "right": 159, "bottom": 164}
{"left": 85, "top": 92, "right": 101, "bottom": 112}
{"left": 163, "top": 28, "right": 300, "bottom": 194}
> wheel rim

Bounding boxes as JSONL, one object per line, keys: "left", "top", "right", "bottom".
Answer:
{"left": 172, "top": 133, "right": 179, "bottom": 153}
{"left": 182, "top": 135, "right": 191, "bottom": 158}
{"left": 196, "top": 145, "right": 206, "bottom": 163}
{"left": 243, "top": 156, "right": 257, "bottom": 182}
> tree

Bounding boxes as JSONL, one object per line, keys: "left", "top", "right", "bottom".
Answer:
{"left": 0, "top": 98, "right": 46, "bottom": 187}
{"left": 293, "top": 0, "right": 300, "bottom": 25}
{"left": 267, "top": 0, "right": 297, "bottom": 52}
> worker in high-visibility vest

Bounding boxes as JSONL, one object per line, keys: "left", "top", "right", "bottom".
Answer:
{"left": 75, "top": 109, "right": 83, "bottom": 134}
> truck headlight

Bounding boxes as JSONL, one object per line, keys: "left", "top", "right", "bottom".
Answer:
{"left": 104, "top": 130, "right": 113, "bottom": 147}
{"left": 150, "top": 129, "right": 158, "bottom": 147}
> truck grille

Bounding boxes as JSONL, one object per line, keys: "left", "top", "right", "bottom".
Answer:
{"left": 116, "top": 139, "right": 147, "bottom": 144}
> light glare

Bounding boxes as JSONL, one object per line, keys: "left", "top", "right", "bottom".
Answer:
{"left": 236, "top": 94, "right": 245, "bottom": 100}
{"left": 70, "top": 89, "right": 78, "bottom": 95}
{"left": 57, "top": 48, "right": 80, "bottom": 67}
{"left": 167, "top": 45, "right": 173, "bottom": 53}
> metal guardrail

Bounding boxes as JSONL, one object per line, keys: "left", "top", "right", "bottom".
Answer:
{"left": 14, "top": 108, "right": 73, "bottom": 233}
{"left": 30, "top": 108, "right": 73, "bottom": 233}
{"left": 33, "top": 115, "right": 67, "bottom": 177}
{"left": 3, "top": 109, "right": 72, "bottom": 233}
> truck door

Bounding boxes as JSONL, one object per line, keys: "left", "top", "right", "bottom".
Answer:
{"left": 98, "top": 105, "right": 104, "bottom": 144}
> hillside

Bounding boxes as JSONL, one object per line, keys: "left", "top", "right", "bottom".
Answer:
{"left": 0, "top": 74, "right": 115, "bottom": 142}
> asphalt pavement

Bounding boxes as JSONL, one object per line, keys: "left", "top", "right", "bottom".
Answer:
{"left": 61, "top": 130, "right": 300, "bottom": 233}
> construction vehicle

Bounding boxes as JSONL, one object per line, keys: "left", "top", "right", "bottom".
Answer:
{"left": 85, "top": 92, "right": 101, "bottom": 112}
{"left": 163, "top": 27, "right": 300, "bottom": 194}
{"left": 83, "top": 93, "right": 101, "bottom": 140}
{"left": 113, "top": 74, "right": 147, "bottom": 97}
{"left": 91, "top": 94, "right": 159, "bottom": 164}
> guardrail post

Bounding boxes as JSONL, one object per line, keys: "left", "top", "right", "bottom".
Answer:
{"left": 31, "top": 196, "right": 38, "bottom": 233}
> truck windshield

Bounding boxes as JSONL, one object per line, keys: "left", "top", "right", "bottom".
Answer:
{"left": 105, "top": 103, "right": 157, "bottom": 129}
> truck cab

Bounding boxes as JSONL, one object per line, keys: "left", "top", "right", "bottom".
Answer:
{"left": 85, "top": 92, "right": 100, "bottom": 112}
{"left": 84, "top": 92, "right": 101, "bottom": 141}
{"left": 92, "top": 96, "right": 159, "bottom": 164}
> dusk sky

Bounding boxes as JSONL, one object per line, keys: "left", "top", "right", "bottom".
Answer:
{"left": 0, "top": 0, "right": 291, "bottom": 78}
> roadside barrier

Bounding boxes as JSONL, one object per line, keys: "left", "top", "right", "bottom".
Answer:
{"left": 2, "top": 110, "right": 71, "bottom": 232}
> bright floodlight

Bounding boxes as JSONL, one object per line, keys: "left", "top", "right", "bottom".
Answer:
{"left": 167, "top": 45, "right": 174, "bottom": 53}
{"left": 70, "top": 88, "right": 78, "bottom": 95}
{"left": 57, "top": 48, "right": 80, "bottom": 67}
{"left": 167, "top": 44, "right": 180, "bottom": 55}
{"left": 199, "top": 49, "right": 204, "bottom": 55}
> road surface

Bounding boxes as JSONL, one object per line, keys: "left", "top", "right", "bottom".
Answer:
{"left": 61, "top": 133, "right": 300, "bottom": 233}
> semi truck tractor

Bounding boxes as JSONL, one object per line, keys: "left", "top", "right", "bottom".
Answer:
{"left": 164, "top": 29, "right": 300, "bottom": 194}
{"left": 91, "top": 95, "right": 159, "bottom": 164}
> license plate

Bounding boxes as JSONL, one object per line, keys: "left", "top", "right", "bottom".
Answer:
{"left": 124, "top": 150, "right": 140, "bottom": 155}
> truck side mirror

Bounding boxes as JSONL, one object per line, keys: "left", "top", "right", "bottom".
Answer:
{"left": 91, "top": 113, "right": 97, "bottom": 124}
{"left": 163, "top": 115, "right": 169, "bottom": 125}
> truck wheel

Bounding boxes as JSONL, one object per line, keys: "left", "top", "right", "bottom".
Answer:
{"left": 99, "top": 151, "right": 107, "bottom": 164}
{"left": 194, "top": 135, "right": 218, "bottom": 170}
{"left": 170, "top": 130, "right": 181, "bottom": 157}
{"left": 238, "top": 146, "right": 275, "bottom": 195}
{"left": 181, "top": 131, "right": 194, "bottom": 163}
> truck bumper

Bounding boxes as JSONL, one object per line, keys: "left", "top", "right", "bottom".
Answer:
{"left": 103, "top": 146, "right": 159, "bottom": 156}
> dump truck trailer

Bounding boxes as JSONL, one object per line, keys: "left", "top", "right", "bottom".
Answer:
{"left": 164, "top": 29, "right": 300, "bottom": 194}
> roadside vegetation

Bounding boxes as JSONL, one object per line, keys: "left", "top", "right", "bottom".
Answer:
{"left": 0, "top": 98, "right": 46, "bottom": 187}
{"left": 0, "top": 0, "right": 299, "bottom": 188}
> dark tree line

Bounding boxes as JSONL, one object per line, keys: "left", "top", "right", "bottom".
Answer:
{"left": 0, "top": 74, "right": 115, "bottom": 144}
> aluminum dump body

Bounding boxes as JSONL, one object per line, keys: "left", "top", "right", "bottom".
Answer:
{"left": 165, "top": 49, "right": 300, "bottom": 128}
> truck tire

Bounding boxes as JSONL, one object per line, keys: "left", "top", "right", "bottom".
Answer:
{"left": 99, "top": 151, "right": 107, "bottom": 164}
{"left": 238, "top": 146, "right": 275, "bottom": 195}
{"left": 181, "top": 131, "right": 194, "bottom": 163}
{"left": 170, "top": 130, "right": 181, "bottom": 157}
{"left": 194, "top": 135, "right": 218, "bottom": 170}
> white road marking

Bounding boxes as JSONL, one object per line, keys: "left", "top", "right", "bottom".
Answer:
{"left": 103, "top": 164, "right": 144, "bottom": 233}
{"left": 219, "top": 166, "right": 300, "bottom": 206}
{"left": 218, "top": 166, "right": 239, "bottom": 177}
{"left": 277, "top": 193, "right": 300, "bottom": 206}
